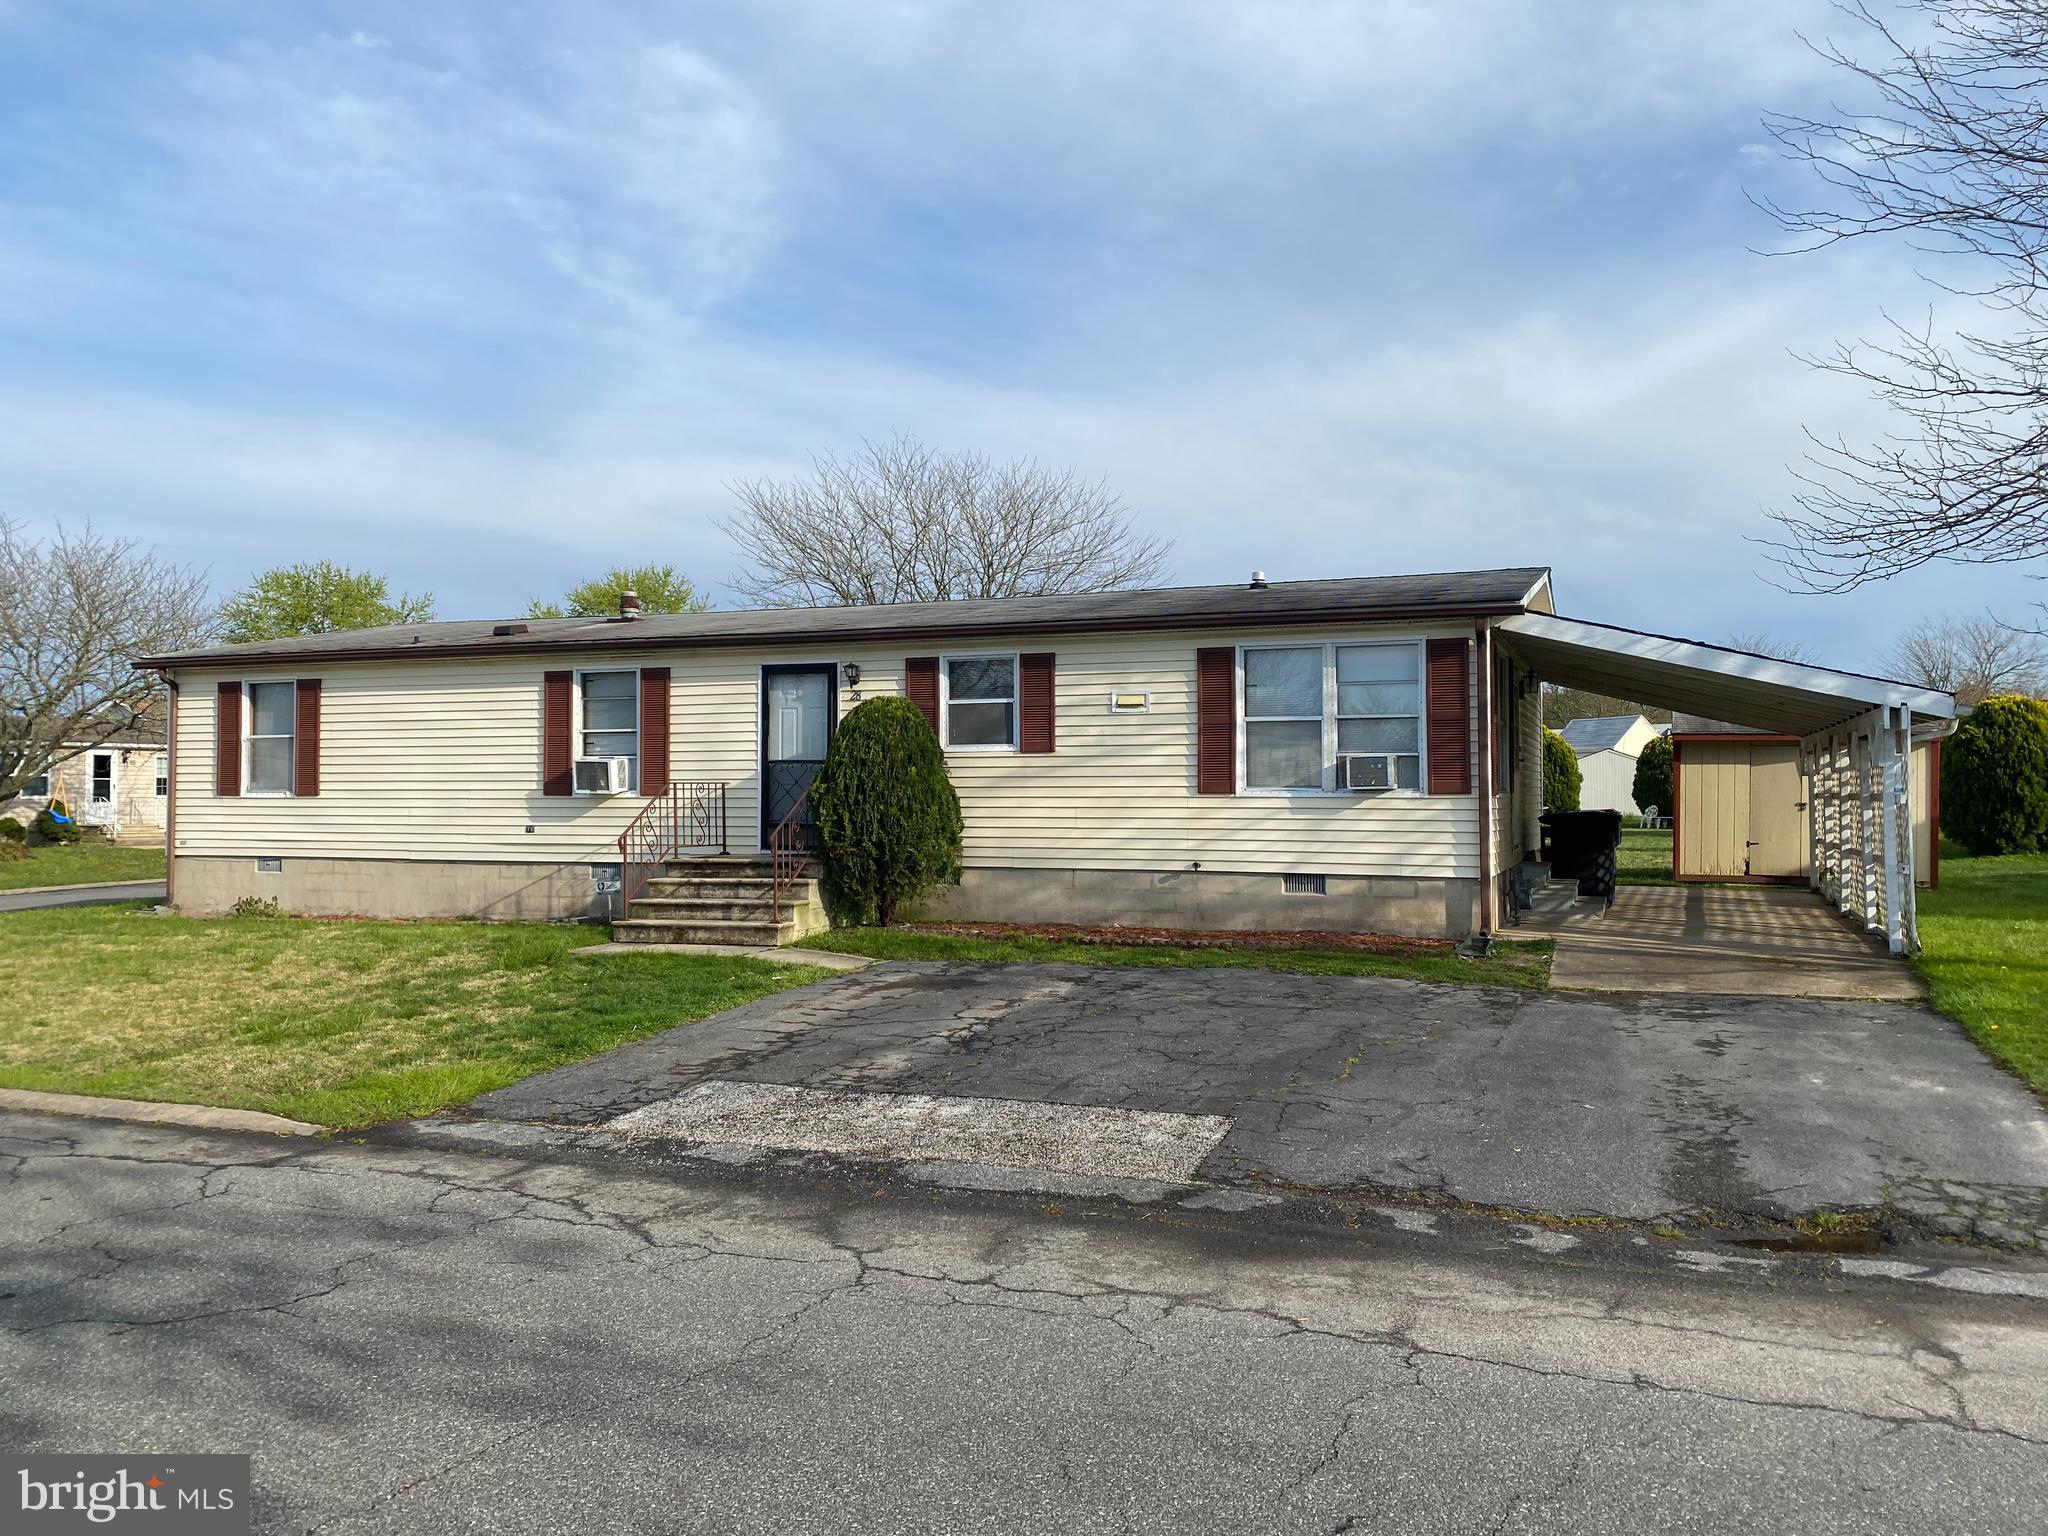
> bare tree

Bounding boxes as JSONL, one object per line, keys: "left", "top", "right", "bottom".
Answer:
{"left": 1757, "top": 1, "right": 2048, "bottom": 592}
{"left": 1885, "top": 610, "right": 2048, "bottom": 700}
{"left": 721, "top": 434, "right": 1172, "bottom": 606}
{"left": 0, "top": 518, "right": 216, "bottom": 801}
{"left": 1723, "top": 630, "right": 1823, "bottom": 664}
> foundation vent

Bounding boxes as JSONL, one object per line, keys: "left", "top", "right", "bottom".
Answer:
{"left": 1281, "top": 873, "right": 1326, "bottom": 895}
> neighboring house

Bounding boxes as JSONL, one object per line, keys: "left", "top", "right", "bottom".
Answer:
{"left": 1555, "top": 714, "right": 1662, "bottom": 814}
{"left": 1, "top": 705, "right": 169, "bottom": 846}
{"left": 135, "top": 568, "right": 1958, "bottom": 953}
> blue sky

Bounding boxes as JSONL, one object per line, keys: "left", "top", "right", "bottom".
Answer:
{"left": 2, "top": 0, "right": 2037, "bottom": 660}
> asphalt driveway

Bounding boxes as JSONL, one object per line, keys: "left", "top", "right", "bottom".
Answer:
{"left": 459, "top": 962, "right": 2048, "bottom": 1248}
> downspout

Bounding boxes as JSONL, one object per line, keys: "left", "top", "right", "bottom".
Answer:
{"left": 160, "top": 670, "right": 177, "bottom": 910}
{"left": 1474, "top": 619, "right": 1494, "bottom": 948}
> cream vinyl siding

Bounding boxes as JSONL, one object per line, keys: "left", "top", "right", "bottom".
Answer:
{"left": 171, "top": 621, "right": 1482, "bottom": 879}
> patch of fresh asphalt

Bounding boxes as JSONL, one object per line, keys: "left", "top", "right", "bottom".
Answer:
{"left": 5, "top": 1111, "right": 2047, "bottom": 1534}
{"left": 0, "top": 880, "right": 165, "bottom": 911}
{"left": 457, "top": 960, "right": 2048, "bottom": 1251}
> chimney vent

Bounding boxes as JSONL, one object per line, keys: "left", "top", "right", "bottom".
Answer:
{"left": 617, "top": 589, "right": 642, "bottom": 621}
{"left": 492, "top": 623, "right": 529, "bottom": 638}
{"left": 1249, "top": 571, "right": 1269, "bottom": 590}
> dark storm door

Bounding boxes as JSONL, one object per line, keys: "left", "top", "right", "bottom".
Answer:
{"left": 760, "top": 664, "right": 836, "bottom": 849}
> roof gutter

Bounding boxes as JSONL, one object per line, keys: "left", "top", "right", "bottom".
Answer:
{"left": 135, "top": 599, "right": 1533, "bottom": 672}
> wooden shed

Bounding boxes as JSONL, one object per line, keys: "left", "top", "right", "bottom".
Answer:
{"left": 1673, "top": 722, "right": 1937, "bottom": 888}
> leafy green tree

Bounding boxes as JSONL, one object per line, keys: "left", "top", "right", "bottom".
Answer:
{"left": 1943, "top": 694, "right": 2048, "bottom": 855}
{"left": 810, "top": 697, "right": 963, "bottom": 925}
{"left": 1632, "top": 734, "right": 1674, "bottom": 818}
{"left": 528, "top": 563, "right": 710, "bottom": 618}
{"left": 1543, "top": 729, "right": 1582, "bottom": 812}
{"left": 220, "top": 562, "right": 433, "bottom": 642}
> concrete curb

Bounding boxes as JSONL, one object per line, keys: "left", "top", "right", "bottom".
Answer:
{"left": 572, "top": 942, "right": 873, "bottom": 971}
{"left": 0, "top": 1087, "right": 323, "bottom": 1137}
{"left": 0, "top": 879, "right": 166, "bottom": 896}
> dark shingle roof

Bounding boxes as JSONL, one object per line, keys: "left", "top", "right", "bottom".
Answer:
{"left": 137, "top": 567, "right": 1551, "bottom": 669}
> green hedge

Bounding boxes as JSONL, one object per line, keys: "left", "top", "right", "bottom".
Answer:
{"left": 1543, "top": 729, "right": 1582, "bottom": 812}
{"left": 1632, "top": 734, "right": 1674, "bottom": 817}
{"left": 1944, "top": 694, "right": 2048, "bottom": 855}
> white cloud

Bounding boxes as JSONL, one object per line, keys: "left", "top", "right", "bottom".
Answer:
{"left": 130, "top": 26, "right": 782, "bottom": 335}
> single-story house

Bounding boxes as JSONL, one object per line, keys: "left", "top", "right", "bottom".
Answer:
{"left": 135, "top": 566, "right": 1958, "bottom": 953}
{"left": 2, "top": 704, "right": 169, "bottom": 846}
{"left": 1555, "top": 714, "right": 1661, "bottom": 814}
{"left": 1669, "top": 713, "right": 1938, "bottom": 889}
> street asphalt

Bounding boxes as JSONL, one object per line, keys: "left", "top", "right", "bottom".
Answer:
{"left": 465, "top": 960, "right": 2048, "bottom": 1249}
{"left": 4, "top": 1110, "right": 2045, "bottom": 1534}
{"left": 0, "top": 879, "right": 166, "bottom": 911}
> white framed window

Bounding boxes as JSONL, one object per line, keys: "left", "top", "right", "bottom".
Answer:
{"left": 155, "top": 753, "right": 170, "bottom": 797}
{"left": 1240, "top": 641, "right": 1425, "bottom": 794}
{"left": 20, "top": 767, "right": 51, "bottom": 798}
{"left": 244, "top": 679, "right": 297, "bottom": 796}
{"left": 576, "top": 668, "right": 640, "bottom": 792}
{"left": 941, "top": 654, "right": 1018, "bottom": 751}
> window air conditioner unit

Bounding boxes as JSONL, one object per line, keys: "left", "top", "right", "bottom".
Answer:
{"left": 1339, "top": 753, "right": 1393, "bottom": 791}
{"left": 573, "top": 756, "right": 631, "bottom": 795}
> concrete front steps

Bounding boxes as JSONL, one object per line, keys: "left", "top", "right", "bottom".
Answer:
{"left": 1510, "top": 860, "right": 1609, "bottom": 930}
{"left": 611, "top": 855, "right": 827, "bottom": 947}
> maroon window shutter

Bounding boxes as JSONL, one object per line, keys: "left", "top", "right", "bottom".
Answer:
{"left": 542, "top": 670, "right": 574, "bottom": 796}
{"left": 215, "top": 681, "right": 241, "bottom": 797}
{"left": 905, "top": 656, "right": 940, "bottom": 734}
{"left": 1019, "top": 653, "right": 1055, "bottom": 754}
{"left": 640, "top": 668, "right": 671, "bottom": 790}
{"left": 1195, "top": 647, "right": 1236, "bottom": 795}
{"left": 1425, "top": 638, "right": 1472, "bottom": 795}
{"left": 293, "top": 678, "right": 322, "bottom": 797}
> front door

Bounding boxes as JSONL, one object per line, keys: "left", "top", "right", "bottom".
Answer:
{"left": 87, "top": 753, "right": 116, "bottom": 826}
{"left": 761, "top": 664, "right": 836, "bottom": 848}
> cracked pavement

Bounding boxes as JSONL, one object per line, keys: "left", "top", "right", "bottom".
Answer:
{"left": 461, "top": 961, "right": 2048, "bottom": 1246}
{"left": 4, "top": 1110, "right": 2046, "bottom": 1533}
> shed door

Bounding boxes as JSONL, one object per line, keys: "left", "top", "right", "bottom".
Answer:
{"left": 1744, "top": 744, "right": 1808, "bottom": 878}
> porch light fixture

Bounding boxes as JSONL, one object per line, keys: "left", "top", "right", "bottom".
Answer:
{"left": 842, "top": 661, "right": 862, "bottom": 700}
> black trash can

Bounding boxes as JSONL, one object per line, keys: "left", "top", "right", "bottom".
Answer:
{"left": 1540, "top": 810, "right": 1624, "bottom": 905}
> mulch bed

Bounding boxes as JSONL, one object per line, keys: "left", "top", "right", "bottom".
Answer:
{"left": 897, "top": 921, "right": 1453, "bottom": 956}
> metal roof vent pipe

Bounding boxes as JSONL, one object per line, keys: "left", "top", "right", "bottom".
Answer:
{"left": 1249, "top": 571, "right": 1269, "bottom": 590}
{"left": 617, "top": 589, "right": 642, "bottom": 621}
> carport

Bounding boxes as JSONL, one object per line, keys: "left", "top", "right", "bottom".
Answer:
{"left": 1494, "top": 614, "right": 1958, "bottom": 955}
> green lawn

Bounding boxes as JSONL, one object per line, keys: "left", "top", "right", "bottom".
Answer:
{"left": 0, "top": 842, "right": 167, "bottom": 891}
{"left": 1915, "top": 849, "right": 2048, "bottom": 1094}
{"left": 797, "top": 926, "right": 1553, "bottom": 988}
{"left": 0, "top": 905, "right": 831, "bottom": 1128}
{"left": 1615, "top": 825, "right": 1674, "bottom": 886}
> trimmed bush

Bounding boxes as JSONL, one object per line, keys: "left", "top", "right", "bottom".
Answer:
{"left": 1943, "top": 693, "right": 2048, "bottom": 855}
{"left": 0, "top": 817, "right": 26, "bottom": 843}
{"left": 811, "top": 696, "right": 964, "bottom": 925}
{"left": 31, "top": 799, "right": 82, "bottom": 844}
{"left": 1632, "top": 734, "right": 1674, "bottom": 818}
{"left": 1543, "top": 729, "right": 1582, "bottom": 812}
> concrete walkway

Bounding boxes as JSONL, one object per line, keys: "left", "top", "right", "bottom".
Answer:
{"left": 1545, "top": 884, "right": 1923, "bottom": 1001}
{"left": 0, "top": 879, "right": 166, "bottom": 912}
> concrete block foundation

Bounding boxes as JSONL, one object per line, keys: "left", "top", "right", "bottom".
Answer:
{"left": 171, "top": 856, "right": 1481, "bottom": 940}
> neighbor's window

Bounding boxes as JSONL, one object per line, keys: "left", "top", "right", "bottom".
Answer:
{"left": 943, "top": 655, "right": 1017, "bottom": 749}
{"left": 578, "top": 670, "right": 639, "bottom": 791}
{"left": 155, "top": 753, "right": 170, "bottom": 797}
{"left": 1243, "top": 642, "right": 1423, "bottom": 792}
{"left": 20, "top": 768, "right": 51, "bottom": 798}
{"left": 245, "top": 681, "right": 296, "bottom": 795}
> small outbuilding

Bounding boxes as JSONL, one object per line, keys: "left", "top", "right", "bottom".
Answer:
{"left": 1669, "top": 714, "right": 1938, "bottom": 889}
{"left": 1555, "top": 714, "right": 1661, "bottom": 814}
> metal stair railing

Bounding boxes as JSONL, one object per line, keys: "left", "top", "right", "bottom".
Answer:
{"left": 617, "top": 781, "right": 729, "bottom": 913}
